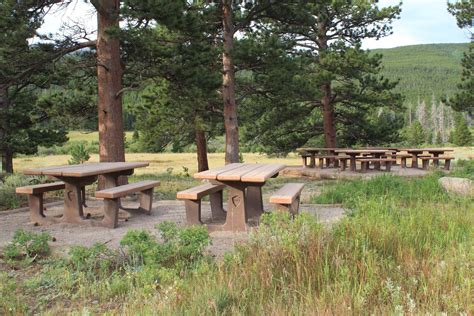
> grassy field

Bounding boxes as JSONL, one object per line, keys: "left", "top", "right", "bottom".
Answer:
{"left": 1, "top": 173, "right": 472, "bottom": 314}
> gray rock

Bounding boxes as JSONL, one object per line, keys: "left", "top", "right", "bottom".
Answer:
{"left": 438, "top": 177, "right": 474, "bottom": 197}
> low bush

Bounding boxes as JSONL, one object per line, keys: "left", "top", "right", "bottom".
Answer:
{"left": 3, "top": 230, "right": 52, "bottom": 260}
{"left": 0, "top": 174, "right": 45, "bottom": 210}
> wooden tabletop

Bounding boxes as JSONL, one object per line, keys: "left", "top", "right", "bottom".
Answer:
{"left": 194, "top": 163, "right": 286, "bottom": 183}
{"left": 297, "top": 147, "right": 344, "bottom": 152}
{"left": 402, "top": 148, "right": 454, "bottom": 153}
{"left": 23, "top": 162, "right": 149, "bottom": 177}
{"left": 335, "top": 149, "right": 391, "bottom": 154}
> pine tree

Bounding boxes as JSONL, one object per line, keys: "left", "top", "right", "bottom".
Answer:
{"left": 453, "top": 116, "right": 473, "bottom": 146}
{"left": 406, "top": 122, "right": 426, "bottom": 146}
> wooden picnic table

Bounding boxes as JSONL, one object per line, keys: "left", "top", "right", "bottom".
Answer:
{"left": 23, "top": 162, "right": 149, "bottom": 226}
{"left": 401, "top": 148, "right": 454, "bottom": 168}
{"left": 194, "top": 163, "right": 286, "bottom": 232}
{"left": 334, "top": 149, "right": 392, "bottom": 171}
{"left": 296, "top": 147, "right": 348, "bottom": 168}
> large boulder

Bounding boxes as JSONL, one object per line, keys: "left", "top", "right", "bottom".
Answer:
{"left": 438, "top": 177, "right": 474, "bottom": 197}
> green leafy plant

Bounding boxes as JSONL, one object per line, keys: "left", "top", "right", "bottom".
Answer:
{"left": 68, "top": 142, "right": 90, "bottom": 165}
{"left": 3, "top": 230, "right": 51, "bottom": 260}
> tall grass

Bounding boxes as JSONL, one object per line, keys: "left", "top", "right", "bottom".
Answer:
{"left": 1, "top": 174, "right": 472, "bottom": 314}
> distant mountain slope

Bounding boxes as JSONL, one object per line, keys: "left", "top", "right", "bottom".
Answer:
{"left": 371, "top": 43, "right": 470, "bottom": 105}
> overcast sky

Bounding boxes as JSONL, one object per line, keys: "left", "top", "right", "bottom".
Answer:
{"left": 39, "top": 0, "right": 471, "bottom": 49}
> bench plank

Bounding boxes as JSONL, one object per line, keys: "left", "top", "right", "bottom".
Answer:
{"left": 95, "top": 180, "right": 160, "bottom": 199}
{"left": 177, "top": 183, "right": 226, "bottom": 200}
{"left": 270, "top": 183, "right": 305, "bottom": 205}
{"left": 16, "top": 182, "right": 65, "bottom": 194}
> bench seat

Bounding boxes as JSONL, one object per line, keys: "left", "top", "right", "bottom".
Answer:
{"left": 16, "top": 182, "right": 65, "bottom": 224}
{"left": 357, "top": 158, "right": 396, "bottom": 172}
{"left": 95, "top": 180, "right": 160, "bottom": 228}
{"left": 269, "top": 183, "right": 305, "bottom": 215}
{"left": 177, "top": 183, "right": 226, "bottom": 225}
{"left": 419, "top": 156, "right": 454, "bottom": 170}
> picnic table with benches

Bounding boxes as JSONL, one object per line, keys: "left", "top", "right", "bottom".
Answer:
{"left": 184, "top": 163, "right": 286, "bottom": 232}
{"left": 17, "top": 162, "right": 159, "bottom": 228}
{"left": 401, "top": 148, "right": 454, "bottom": 169}
{"left": 334, "top": 149, "right": 394, "bottom": 172}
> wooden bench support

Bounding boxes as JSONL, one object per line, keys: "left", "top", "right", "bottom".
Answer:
{"left": 269, "top": 183, "right": 305, "bottom": 215}
{"left": 420, "top": 157, "right": 454, "bottom": 170}
{"left": 16, "top": 182, "right": 66, "bottom": 225}
{"left": 95, "top": 180, "right": 160, "bottom": 228}
{"left": 177, "top": 183, "right": 226, "bottom": 225}
{"left": 359, "top": 159, "right": 396, "bottom": 173}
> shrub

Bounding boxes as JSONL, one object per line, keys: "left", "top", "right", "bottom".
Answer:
{"left": 0, "top": 174, "right": 45, "bottom": 210}
{"left": 68, "top": 142, "right": 90, "bottom": 165}
{"left": 3, "top": 230, "right": 52, "bottom": 260}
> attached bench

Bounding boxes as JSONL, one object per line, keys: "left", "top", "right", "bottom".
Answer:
{"left": 395, "top": 154, "right": 412, "bottom": 168}
{"left": 313, "top": 155, "right": 340, "bottom": 168}
{"left": 16, "top": 182, "right": 65, "bottom": 224}
{"left": 359, "top": 158, "right": 396, "bottom": 172}
{"left": 177, "top": 183, "right": 226, "bottom": 225}
{"left": 95, "top": 180, "right": 160, "bottom": 228}
{"left": 336, "top": 155, "right": 351, "bottom": 171}
{"left": 420, "top": 156, "right": 454, "bottom": 170}
{"left": 269, "top": 183, "right": 305, "bottom": 215}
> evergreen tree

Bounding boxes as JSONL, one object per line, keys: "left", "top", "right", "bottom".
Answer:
{"left": 447, "top": 0, "right": 473, "bottom": 114}
{"left": 0, "top": 0, "right": 94, "bottom": 173}
{"left": 264, "top": 0, "right": 401, "bottom": 148}
{"left": 453, "top": 116, "right": 472, "bottom": 146}
{"left": 406, "top": 122, "right": 425, "bottom": 146}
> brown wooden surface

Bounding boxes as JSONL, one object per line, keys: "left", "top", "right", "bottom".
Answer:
{"left": 177, "top": 183, "right": 226, "bottom": 200}
{"left": 24, "top": 162, "right": 149, "bottom": 177}
{"left": 335, "top": 149, "right": 391, "bottom": 154}
{"left": 402, "top": 148, "right": 454, "bottom": 153}
{"left": 194, "top": 163, "right": 286, "bottom": 184}
{"left": 16, "top": 182, "right": 65, "bottom": 194}
{"left": 270, "top": 183, "right": 305, "bottom": 204}
{"left": 355, "top": 158, "right": 396, "bottom": 162}
{"left": 95, "top": 180, "right": 160, "bottom": 199}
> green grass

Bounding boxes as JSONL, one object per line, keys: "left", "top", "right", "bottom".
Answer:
{"left": 1, "top": 173, "right": 472, "bottom": 314}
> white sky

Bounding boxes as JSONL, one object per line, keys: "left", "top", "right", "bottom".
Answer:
{"left": 39, "top": 0, "right": 471, "bottom": 49}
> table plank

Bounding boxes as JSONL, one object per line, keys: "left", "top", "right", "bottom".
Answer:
{"left": 216, "top": 164, "right": 263, "bottom": 181}
{"left": 24, "top": 162, "right": 149, "bottom": 177}
{"left": 240, "top": 164, "right": 286, "bottom": 183}
{"left": 194, "top": 163, "right": 243, "bottom": 180}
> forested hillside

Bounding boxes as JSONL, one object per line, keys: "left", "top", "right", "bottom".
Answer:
{"left": 372, "top": 43, "right": 469, "bottom": 105}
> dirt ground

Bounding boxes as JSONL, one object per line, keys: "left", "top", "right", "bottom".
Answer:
{"left": 0, "top": 198, "right": 345, "bottom": 258}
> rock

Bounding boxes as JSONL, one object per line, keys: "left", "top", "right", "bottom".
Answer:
{"left": 438, "top": 177, "right": 474, "bottom": 197}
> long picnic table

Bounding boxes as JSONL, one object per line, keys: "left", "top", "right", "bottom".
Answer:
{"left": 194, "top": 163, "right": 286, "bottom": 232}
{"left": 296, "top": 147, "right": 346, "bottom": 168}
{"left": 401, "top": 148, "right": 454, "bottom": 168}
{"left": 23, "top": 162, "right": 149, "bottom": 226}
{"left": 334, "top": 149, "right": 392, "bottom": 171}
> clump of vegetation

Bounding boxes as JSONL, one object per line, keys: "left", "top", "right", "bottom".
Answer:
{"left": 0, "top": 174, "right": 45, "bottom": 210}
{"left": 3, "top": 230, "right": 51, "bottom": 261}
{"left": 68, "top": 142, "right": 91, "bottom": 164}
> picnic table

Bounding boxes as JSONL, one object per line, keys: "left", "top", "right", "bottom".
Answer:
{"left": 334, "top": 149, "right": 392, "bottom": 171}
{"left": 296, "top": 147, "right": 345, "bottom": 168}
{"left": 401, "top": 148, "right": 454, "bottom": 168}
{"left": 194, "top": 163, "right": 286, "bottom": 232}
{"left": 23, "top": 162, "right": 149, "bottom": 226}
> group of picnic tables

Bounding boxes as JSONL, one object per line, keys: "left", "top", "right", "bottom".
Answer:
{"left": 297, "top": 147, "right": 454, "bottom": 172}
{"left": 16, "top": 162, "right": 291, "bottom": 232}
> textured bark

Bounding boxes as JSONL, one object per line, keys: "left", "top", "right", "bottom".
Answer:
{"left": 0, "top": 84, "right": 12, "bottom": 173}
{"left": 195, "top": 127, "right": 209, "bottom": 172}
{"left": 317, "top": 20, "right": 337, "bottom": 148}
{"left": 321, "top": 83, "right": 336, "bottom": 148}
{"left": 2, "top": 146, "right": 13, "bottom": 173}
{"left": 95, "top": 0, "right": 125, "bottom": 186}
{"left": 222, "top": 0, "right": 239, "bottom": 164}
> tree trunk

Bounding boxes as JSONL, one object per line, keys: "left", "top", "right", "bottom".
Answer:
{"left": 195, "top": 127, "right": 209, "bottom": 172}
{"left": 0, "top": 84, "right": 13, "bottom": 173}
{"left": 317, "top": 20, "right": 337, "bottom": 148}
{"left": 321, "top": 83, "right": 336, "bottom": 148}
{"left": 95, "top": 0, "right": 125, "bottom": 186}
{"left": 222, "top": 0, "right": 239, "bottom": 164}
{"left": 2, "top": 146, "right": 13, "bottom": 174}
